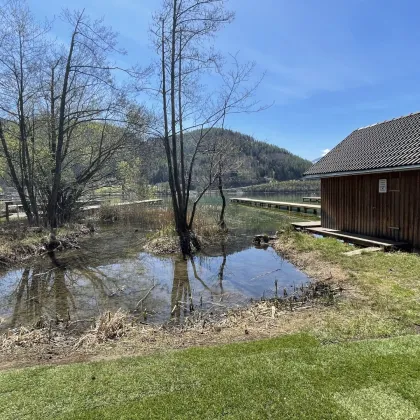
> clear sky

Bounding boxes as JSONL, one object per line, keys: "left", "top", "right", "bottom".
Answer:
{"left": 27, "top": 0, "right": 420, "bottom": 161}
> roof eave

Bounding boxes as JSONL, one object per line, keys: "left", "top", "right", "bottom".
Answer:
{"left": 304, "top": 164, "right": 420, "bottom": 179}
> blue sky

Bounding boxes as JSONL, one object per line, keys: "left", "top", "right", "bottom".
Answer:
{"left": 28, "top": 0, "right": 420, "bottom": 160}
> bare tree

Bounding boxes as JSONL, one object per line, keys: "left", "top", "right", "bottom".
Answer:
{"left": 213, "top": 132, "right": 242, "bottom": 230}
{"left": 151, "top": 0, "right": 263, "bottom": 256}
{"left": 44, "top": 9, "right": 142, "bottom": 228}
{"left": 0, "top": 2, "right": 145, "bottom": 227}
{"left": 0, "top": 0, "right": 49, "bottom": 225}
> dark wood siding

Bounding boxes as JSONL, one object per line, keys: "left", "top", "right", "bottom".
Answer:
{"left": 321, "top": 170, "right": 420, "bottom": 247}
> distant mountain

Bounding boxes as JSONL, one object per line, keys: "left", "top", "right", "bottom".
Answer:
{"left": 143, "top": 128, "right": 313, "bottom": 188}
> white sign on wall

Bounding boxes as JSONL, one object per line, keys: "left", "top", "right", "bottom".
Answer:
{"left": 379, "top": 179, "right": 387, "bottom": 193}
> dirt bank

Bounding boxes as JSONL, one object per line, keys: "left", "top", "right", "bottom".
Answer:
{"left": 0, "top": 223, "right": 94, "bottom": 268}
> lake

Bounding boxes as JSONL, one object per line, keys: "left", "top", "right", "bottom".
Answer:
{"left": 0, "top": 195, "right": 315, "bottom": 330}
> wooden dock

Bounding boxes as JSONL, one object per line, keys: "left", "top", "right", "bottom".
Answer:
{"left": 230, "top": 197, "right": 320, "bottom": 215}
{"left": 0, "top": 201, "right": 24, "bottom": 221}
{"left": 1, "top": 199, "right": 163, "bottom": 220}
{"left": 306, "top": 227, "right": 408, "bottom": 249}
{"left": 81, "top": 199, "right": 163, "bottom": 214}
{"left": 291, "top": 221, "right": 322, "bottom": 229}
{"left": 302, "top": 196, "right": 321, "bottom": 203}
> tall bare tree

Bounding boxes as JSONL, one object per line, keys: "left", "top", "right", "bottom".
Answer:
{"left": 0, "top": 0, "right": 48, "bottom": 225}
{"left": 152, "top": 0, "right": 262, "bottom": 256}
{"left": 44, "top": 9, "right": 142, "bottom": 228}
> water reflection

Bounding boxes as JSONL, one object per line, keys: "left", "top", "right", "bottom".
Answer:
{"left": 171, "top": 258, "right": 193, "bottom": 320}
{"left": 0, "top": 201, "right": 312, "bottom": 330}
{"left": 0, "top": 242, "right": 310, "bottom": 331}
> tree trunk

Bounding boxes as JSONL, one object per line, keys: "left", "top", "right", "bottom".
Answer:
{"left": 218, "top": 173, "right": 227, "bottom": 231}
{"left": 0, "top": 120, "right": 36, "bottom": 224}
{"left": 48, "top": 23, "right": 78, "bottom": 229}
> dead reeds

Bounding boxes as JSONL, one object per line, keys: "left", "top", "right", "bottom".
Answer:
{"left": 98, "top": 203, "right": 174, "bottom": 230}
{"left": 74, "top": 310, "right": 129, "bottom": 349}
{"left": 1, "top": 278, "right": 341, "bottom": 356}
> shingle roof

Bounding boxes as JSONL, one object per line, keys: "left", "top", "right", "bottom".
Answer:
{"left": 305, "top": 112, "right": 420, "bottom": 177}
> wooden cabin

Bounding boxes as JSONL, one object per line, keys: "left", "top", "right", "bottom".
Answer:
{"left": 304, "top": 112, "right": 420, "bottom": 248}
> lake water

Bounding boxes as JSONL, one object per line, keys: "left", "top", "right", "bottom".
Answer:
{"left": 0, "top": 196, "right": 314, "bottom": 330}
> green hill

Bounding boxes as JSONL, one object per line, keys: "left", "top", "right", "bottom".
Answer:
{"left": 144, "top": 128, "right": 312, "bottom": 188}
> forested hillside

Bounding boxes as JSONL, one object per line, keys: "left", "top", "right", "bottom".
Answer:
{"left": 143, "top": 128, "right": 312, "bottom": 188}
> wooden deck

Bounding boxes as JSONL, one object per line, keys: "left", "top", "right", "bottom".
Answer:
{"left": 306, "top": 227, "right": 408, "bottom": 249}
{"left": 230, "top": 197, "right": 320, "bottom": 215}
{"left": 81, "top": 199, "right": 163, "bottom": 213}
{"left": 291, "top": 221, "right": 322, "bottom": 229}
{"left": 302, "top": 196, "right": 321, "bottom": 203}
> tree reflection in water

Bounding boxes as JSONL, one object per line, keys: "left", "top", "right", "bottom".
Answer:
{"left": 218, "top": 240, "right": 227, "bottom": 296}
{"left": 1, "top": 233, "right": 296, "bottom": 329}
{"left": 8, "top": 257, "right": 116, "bottom": 328}
{"left": 10, "top": 266, "right": 74, "bottom": 327}
{"left": 170, "top": 258, "right": 193, "bottom": 320}
{"left": 170, "top": 240, "right": 228, "bottom": 322}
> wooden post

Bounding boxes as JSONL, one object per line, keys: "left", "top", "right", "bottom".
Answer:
{"left": 5, "top": 201, "right": 12, "bottom": 222}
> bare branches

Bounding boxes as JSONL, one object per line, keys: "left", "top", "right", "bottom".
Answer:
{"left": 0, "top": 2, "right": 147, "bottom": 227}
{"left": 150, "top": 0, "right": 264, "bottom": 255}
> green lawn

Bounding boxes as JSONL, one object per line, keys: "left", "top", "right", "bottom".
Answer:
{"left": 1, "top": 333, "right": 420, "bottom": 419}
{"left": 280, "top": 231, "right": 420, "bottom": 329}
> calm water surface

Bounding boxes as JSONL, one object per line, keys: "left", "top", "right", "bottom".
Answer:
{"left": 0, "top": 200, "right": 312, "bottom": 329}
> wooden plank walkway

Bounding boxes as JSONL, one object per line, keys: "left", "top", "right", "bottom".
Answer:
{"left": 230, "top": 197, "right": 320, "bottom": 215}
{"left": 81, "top": 199, "right": 163, "bottom": 212}
{"left": 291, "top": 221, "right": 321, "bottom": 229}
{"left": 306, "top": 227, "right": 408, "bottom": 249}
{"left": 302, "top": 196, "right": 321, "bottom": 203}
{"left": 1, "top": 199, "right": 163, "bottom": 219}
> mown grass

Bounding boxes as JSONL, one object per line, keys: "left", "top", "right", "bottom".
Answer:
{"left": 1, "top": 333, "right": 420, "bottom": 419}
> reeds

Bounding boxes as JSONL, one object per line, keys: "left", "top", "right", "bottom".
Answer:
{"left": 75, "top": 310, "right": 129, "bottom": 348}
{"left": 98, "top": 203, "right": 174, "bottom": 230}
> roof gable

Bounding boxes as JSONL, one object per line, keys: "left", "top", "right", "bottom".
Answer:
{"left": 305, "top": 112, "right": 420, "bottom": 177}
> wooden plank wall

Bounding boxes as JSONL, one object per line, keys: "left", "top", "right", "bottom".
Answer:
{"left": 321, "top": 170, "right": 420, "bottom": 247}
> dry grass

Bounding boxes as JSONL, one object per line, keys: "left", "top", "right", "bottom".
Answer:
{"left": 75, "top": 310, "right": 129, "bottom": 348}
{"left": 143, "top": 204, "right": 228, "bottom": 254}
{"left": 98, "top": 203, "right": 173, "bottom": 229}
{"left": 0, "top": 284, "right": 343, "bottom": 370}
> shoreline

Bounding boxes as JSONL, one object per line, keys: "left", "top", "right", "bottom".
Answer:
{"left": 0, "top": 223, "right": 95, "bottom": 269}
{"left": 0, "top": 278, "right": 341, "bottom": 371}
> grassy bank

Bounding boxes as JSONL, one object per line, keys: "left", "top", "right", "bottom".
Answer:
{"left": 0, "top": 223, "right": 93, "bottom": 267}
{"left": 274, "top": 231, "right": 420, "bottom": 339}
{"left": 1, "top": 333, "right": 420, "bottom": 419}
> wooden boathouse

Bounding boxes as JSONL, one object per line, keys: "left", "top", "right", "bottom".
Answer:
{"left": 304, "top": 112, "right": 420, "bottom": 249}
